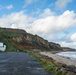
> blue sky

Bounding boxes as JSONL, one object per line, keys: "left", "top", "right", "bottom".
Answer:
{"left": 0, "top": 0, "right": 76, "bottom": 49}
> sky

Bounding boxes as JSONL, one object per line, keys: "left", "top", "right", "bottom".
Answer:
{"left": 0, "top": 0, "right": 76, "bottom": 49}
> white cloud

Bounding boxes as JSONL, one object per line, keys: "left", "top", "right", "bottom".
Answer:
{"left": 59, "top": 41, "right": 72, "bottom": 47}
{"left": 29, "top": 10, "right": 76, "bottom": 35}
{"left": 40, "top": 8, "right": 55, "bottom": 18}
{"left": 6, "top": 5, "right": 13, "bottom": 10}
{"left": 0, "top": 9, "right": 76, "bottom": 35}
{"left": 58, "top": 32, "right": 76, "bottom": 48}
{"left": 0, "top": 9, "right": 76, "bottom": 48}
{"left": 55, "top": 0, "right": 72, "bottom": 10}
{"left": 23, "top": 0, "right": 38, "bottom": 7}
{"left": 0, "top": 5, "right": 13, "bottom": 10}
{"left": 58, "top": 41, "right": 76, "bottom": 49}
{"left": 26, "top": 0, "right": 37, "bottom": 4}
{"left": 71, "top": 33, "right": 76, "bottom": 42}
{"left": 0, "top": 9, "right": 76, "bottom": 36}
{"left": 0, "top": 10, "right": 35, "bottom": 29}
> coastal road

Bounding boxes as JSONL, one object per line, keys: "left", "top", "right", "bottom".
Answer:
{"left": 0, "top": 52, "right": 52, "bottom": 75}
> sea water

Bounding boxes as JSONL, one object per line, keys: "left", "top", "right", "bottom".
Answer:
{"left": 56, "top": 51, "right": 76, "bottom": 60}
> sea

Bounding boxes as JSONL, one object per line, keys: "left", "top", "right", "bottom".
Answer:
{"left": 56, "top": 51, "right": 76, "bottom": 60}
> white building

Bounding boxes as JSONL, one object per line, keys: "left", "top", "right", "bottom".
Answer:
{"left": 0, "top": 42, "right": 6, "bottom": 51}
{"left": 0, "top": 43, "right": 3, "bottom": 46}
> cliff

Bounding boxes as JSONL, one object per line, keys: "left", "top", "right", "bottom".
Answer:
{"left": 0, "top": 27, "right": 75, "bottom": 51}
{"left": 12, "top": 32, "right": 63, "bottom": 51}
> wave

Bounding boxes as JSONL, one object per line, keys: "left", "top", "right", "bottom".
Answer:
{"left": 56, "top": 51, "right": 76, "bottom": 60}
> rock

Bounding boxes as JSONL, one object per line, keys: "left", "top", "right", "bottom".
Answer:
{"left": 66, "top": 72, "right": 76, "bottom": 75}
{"left": 12, "top": 34, "right": 63, "bottom": 51}
{"left": 49, "top": 42, "right": 62, "bottom": 51}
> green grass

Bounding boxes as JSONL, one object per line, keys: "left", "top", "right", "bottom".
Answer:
{"left": 0, "top": 29, "right": 21, "bottom": 52}
{"left": 0, "top": 34, "right": 19, "bottom": 52}
{"left": 27, "top": 51, "right": 66, "bottom": 75}
{"left": 4, "top": 41, "right": 18, "bottom": 52}
{"left": 1, "top": 31, "right": 21, "bottom": 38}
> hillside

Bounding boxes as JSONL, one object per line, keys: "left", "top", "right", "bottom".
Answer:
{"left": 0, "top": 27, "right": 75, "bottom": 52}
{"left": 0, "top": 27, "right": 76, "bottom": 75}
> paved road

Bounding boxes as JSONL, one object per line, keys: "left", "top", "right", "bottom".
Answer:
{"left": 0, "top": 52, "right": 52, "bottom": 75}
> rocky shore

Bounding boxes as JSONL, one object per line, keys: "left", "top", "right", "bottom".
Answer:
{"left": 40, "top": 52, "right": 76, "bottom": 75}
{"left": 40, "top": 52, "right": 76, "bottom": 67}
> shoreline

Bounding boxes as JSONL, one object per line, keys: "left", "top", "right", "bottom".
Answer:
{"left": 56, "top": 51, "right": 76, "bottom": 60}
{"left": 40, "top": 52, "right": 76, "bottom": 67}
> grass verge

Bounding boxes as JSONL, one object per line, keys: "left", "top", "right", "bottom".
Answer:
{"left": 27, "top": 51, "right": 66, "bottom": 75}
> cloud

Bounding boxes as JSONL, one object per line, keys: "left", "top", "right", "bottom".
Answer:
{"left": 6, "top": 5, "right": 13, "bottom": 10}
{"left": 0, "top": 5, "right": 13, "bottom": 10}
{"left": 23, "top": 0, "right": 38, "bottom": 7}
{"left": 0, "top": 8, "right": 76, "bottom": 48}
{"left": 58, "top": 41, "right": 76, "bottom": 48}
{"left": 0, "top": 9, "right": 76, "bottom": 35}
{"left": 40, "top": 8, "right": 55, "bottom": 18}
{"left": 58, "top": 32, "right": 76, "bottom": 48}
{"left": 70, "top": 33, "right": 76, "bottom": 42}
{"left": 29, "top": 10, "right": 76, "bottom": 35}
{"left": 0, "top": 10, "right": 35, "bottom": 29}
{"left": 55, "top": 0, "right": 72, "bottom": 10}
{"left": 0, "top": 9, "right": 76, "bottom": 36}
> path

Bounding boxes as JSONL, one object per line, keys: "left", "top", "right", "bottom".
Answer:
{"left": 0, "top": 52, "right": 52, "bottom": 75}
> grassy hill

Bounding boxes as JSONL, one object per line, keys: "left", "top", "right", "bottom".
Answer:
{"left": 0, "top": 28, "right": 22, "bottom": 52}
{"left": 0, "top": 27, "right": 64, "bottom": 52}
